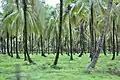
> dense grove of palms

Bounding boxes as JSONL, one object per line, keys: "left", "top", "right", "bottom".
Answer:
{"left": 0, "top": 0, "right": 120, "bottom": 71}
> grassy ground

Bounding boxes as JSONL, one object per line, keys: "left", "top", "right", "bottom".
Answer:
{"left": 0, "top": 53, "right": 120, "bottom": 80}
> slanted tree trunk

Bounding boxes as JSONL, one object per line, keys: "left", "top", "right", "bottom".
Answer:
{"left": 112, "top": 18, "right": 115, "bottom": 60}
{"left": 86, "top": 0, "right": 113, "bottom": 70}
{"left": 53, "top": 0, "right": 63, "bottom": 65}
{"left": 23, "top": 0, "right": 35, "bottom": 64}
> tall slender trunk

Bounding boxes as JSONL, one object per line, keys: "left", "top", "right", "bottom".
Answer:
{"left": 53, "top": 0, "right": 63, "bottom": 65}
{"left": 40, "top": 35, "right": 46, "bottom": 57}
{"left": 112, "top": 18, "right": 115, "bottom": 60}
{"left": 89, "top": 2, "right": 94, "bottom": 61}
{"left": 94, "top": 32, "right": 97, "bottom": 53}
{"left": 0, "top": 37, "right": 4, "bottom": 54}
{"left": 116, "top": 34, "right": 119, "bottom": 56}
{"left": 16, "top": 35, "right": 20, "bottom": 59}
{"left": 110, "top": 33, "right": 113, "bottom": 53}
{"left": 86, "top": 0, "right": 113, "bottom": 70}
{"left": 69, "top": 17, "right": 73, "bottom": 60}
{"left": 23, "top": 0, "right": 34, "bottom": 64}
{"left": 13, "top": 39, "right": 15, "bottom": 53}
{"left": 10, "top": 36, "right": 13, "bottom": 57}
{"left": 7, "top": 31, "right": 10, "bottom": 56}
{"left": 3, "top": 39, "right": 6, "bottom": 54}
{"left": 29, "top": 35, "right": 31, "bottom": 53}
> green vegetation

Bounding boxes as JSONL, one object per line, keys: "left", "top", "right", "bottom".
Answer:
{"left": 0, "top": 53, "right": 120, "bottom": 80}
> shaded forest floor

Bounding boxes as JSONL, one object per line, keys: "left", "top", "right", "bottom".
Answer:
{"left": 0, "top": 53, "right": 120, "bottom": 80}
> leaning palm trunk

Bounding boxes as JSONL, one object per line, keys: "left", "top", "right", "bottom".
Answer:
{"left": 86, "top": 0, "right": 113, "bottom": 70}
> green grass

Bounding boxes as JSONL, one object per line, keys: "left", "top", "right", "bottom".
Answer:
{"left": 0, "top": 53, "right": 120, "bottom": 80}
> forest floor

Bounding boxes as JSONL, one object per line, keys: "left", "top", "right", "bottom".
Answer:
{"left": 0, "top": 53, "right": 120, "bottom": 80}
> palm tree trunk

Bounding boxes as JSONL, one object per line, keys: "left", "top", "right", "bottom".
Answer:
{"left": 3, "top": 39, "right": 6, "bottom": 54}
{"left": 53, "top": 0, "right": 63, "bottom": 65}
{"left": 69, "top": 17, "right": 73, "bottom": 60}
{"left": 116, "top": 34, "right": 119, "bottom": 56}
{"left": 0, "top": 37, "right": 4, "bottom": 54}
{"left": 23, "top": 0, "right": 34, "bottom": 64}
{"left": 86, "top": 0, "right": 113, "bottom": 70}
{"left": 10, "top": 36, "right": 13, "bottom": 57}
{"left": 16, "top": 35, "right": 20, "bottom": 59}
{"left": 7, "top": 31, "right": 10, "bottom": 56}
{"left": 112, "top": 18, "right": 115, "bottom": 60}
{"left": 29, "top": 36, "right": 31, "bottom": 53}
{"left": 40, "top": 34, "right": 46, "bottom": 57}
{"left": 89, "top": 2, "right": 94, "bottom": 61}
